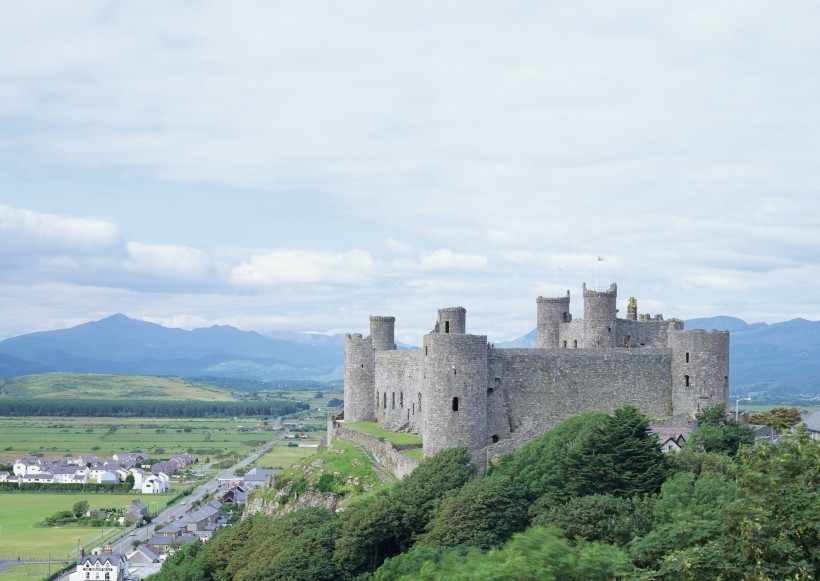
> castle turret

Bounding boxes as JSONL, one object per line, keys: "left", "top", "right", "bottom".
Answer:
{"left": 668, "top": 328, "right": 730, "bottom": 421}
{"left": 370, "top": 316, "right": 397, "bottom": 350}
{"left": 583, "top": 282, "right": 617, "bottom": 348}
{"left": 421, "top": 308, "right": 488, "bottom": 457}
{"left": 343, "top": 333, "right": 376, "bottom": 422}
{"left": 435, "top": 307, "right": 466, "bottom": 334}
{"left": 536, "top": 291, "right": 571, "bottom": 348}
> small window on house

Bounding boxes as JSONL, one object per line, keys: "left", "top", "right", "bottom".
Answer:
{"left": 684, "top": 375, "right": 690, "bottom": 387}
{"left": 685, "top": 352, "right": 690, "bottom": 363}
{"left": 452, "top": 397, "right": 459, "bottom": 411}
{"left": 491, "top": 434, "right": 499, "bottom": 443}
{"left": 445, "top": 321, "right": 450, "bottom": 333}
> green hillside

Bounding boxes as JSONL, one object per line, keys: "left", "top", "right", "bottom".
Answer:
{"left": 0, "top": 373, "right": 233, "bottom": 401}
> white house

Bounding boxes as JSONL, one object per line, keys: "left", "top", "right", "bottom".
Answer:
{"left": 68, "top": 551, "right": 129, "bottom": 581}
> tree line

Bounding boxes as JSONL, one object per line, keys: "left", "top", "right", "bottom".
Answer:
{"left": 154, "top": 404, "right": 819, "bottom": 580}
{"left": 0, "top": 398, "right": 309, "bottom": 418}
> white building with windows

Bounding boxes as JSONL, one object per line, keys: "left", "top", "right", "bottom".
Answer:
{"left": 68, "top": 551, "right": 131, "bottom": 581}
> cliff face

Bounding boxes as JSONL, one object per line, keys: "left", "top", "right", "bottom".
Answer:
{"left": 244, "top": 443, "right": 386, "bottom": 518}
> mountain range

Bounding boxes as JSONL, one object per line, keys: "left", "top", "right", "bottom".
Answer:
{"left": 0, "top": 314, "right": 818, "bottom": 398}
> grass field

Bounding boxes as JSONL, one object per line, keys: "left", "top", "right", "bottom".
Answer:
{"left": 0, "top": 562, "right": 72, "bottom": 581}
{"left": 0, "top": 417, "right": 279, "bottom": 459}
{"left": 256, "top": 438, "right": 322, "bottom": 470}
{"left": 344, "top": 422, "right": 423, "bottom": 446}
{"left": 0, "top": 373, "right": 233, "bottom": 401}
{"left": 0, "top": 493, "right": 173, "bottom": 559}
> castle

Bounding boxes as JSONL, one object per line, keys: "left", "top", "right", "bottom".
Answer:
{"left": 343, "top": 282, "right": 729, "bottom": 458}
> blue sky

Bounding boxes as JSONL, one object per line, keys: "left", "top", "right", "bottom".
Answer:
{"left": 2, "top": 2, "right": 820, "bottom": 344}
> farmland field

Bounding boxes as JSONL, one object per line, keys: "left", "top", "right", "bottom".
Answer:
{"left": 0, "top": 493, "right": 174, "bottom": 559}
{"left": 0, "top": 373, "right": 233, "bottom": 401}
{"left": 0, "top": 417, "right": 279, "bottom": 459}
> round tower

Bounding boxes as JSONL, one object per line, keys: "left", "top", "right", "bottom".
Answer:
{"left": 583, "top": 282, "right": 617, "bottom": 348}
{"left": 668, "top": 329, "right": 730, "bottom": 421}
{"left": 421, "top": 332, "right": 488, "bottom": 457}
{"left": 436, "top": 307, "right": 466, "bottom": 334}
{"left": 369, "top": 316, "right": 397, "bottom": 350}
{"left": 536, "top": 291, "right": 571, "bottom": 348}
{"left": 343, "top": 333, "right": 376, "bottom": 422}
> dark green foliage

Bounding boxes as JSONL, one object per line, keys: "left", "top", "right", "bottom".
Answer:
{"left": 688, "top": 403, "right": 754, "bottom": 455}
{"left": 390, "top": 446, "right": 477, "bottom": 546}
{"left": 531, "top": 493, "right": 655, "bottom": 547}
{"left": 497, "top": 406, "right": 666, "bottom": 505}
{"left": 327, "top": 397, "right": 344, "bottom": 408}
{"left": 72, "top": 500, "right": 89, "bottom": 518}
{"left": 376, "top": 527, "right": 634, "bottom": 581}
{"left": 418, "top": 475, "right": 528, "bottom": 551}
{"left": 666, "top": 446, "right": 735, "bottom": 478}
{"left": 0, "top": 397, "right": 308, "bottom": 418}
{"left": 334, "top": 491, "right": 403, "bottom": 574}
{"left": 496, "top": 411, "right": 608, "bottom": 503}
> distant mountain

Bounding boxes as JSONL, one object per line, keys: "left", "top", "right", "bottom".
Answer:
{"left": 497, "top": 317, "right": 820, "bottom": 398}
{"left": 0, "top": 314, "right": 343, "bottom": 381}
{"left": 2, "top": 314, "right": 819, "bottom": 397}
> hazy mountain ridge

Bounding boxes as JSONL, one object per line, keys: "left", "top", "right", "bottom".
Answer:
{"left": 0, "top": 314, "right": 819, "bottom": 396}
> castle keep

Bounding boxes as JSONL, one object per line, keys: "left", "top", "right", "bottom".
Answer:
{"left": 344, "top": 282, "right": 729, "bottom": 458}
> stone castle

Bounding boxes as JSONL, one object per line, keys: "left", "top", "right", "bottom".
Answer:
{"left": 343, "top": 282, "right": 729, "bottom": 458}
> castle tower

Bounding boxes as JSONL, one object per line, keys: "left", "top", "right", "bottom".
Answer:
{"left": 421, "top": 309, "right": 488, "bottom": 457}
{"left": 668, "top": 328, "right": 730, "bottom": 421}
{"left": 370, "top": 316, "right": 397, "bottom": 350}
{"left": 536, "top": 292, "right": 571, "bottom": 348}
{"left": 343, "top": 333, "right": 376, "bottom": 422}
{"left": 582, "top": 282, "right": 617, "bottom": 348}
{"left": 435, "top": 307, "right": 466, "bottom": 334}
{"left": 626, "top": 297, "right": 638, "bottom": 321}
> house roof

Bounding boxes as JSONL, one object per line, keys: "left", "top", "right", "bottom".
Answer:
{"left": 77, "top": 553, "right": 127, "bottom": 567}
{"left": 804, "top": 409, "right": 820, "bottom": 432}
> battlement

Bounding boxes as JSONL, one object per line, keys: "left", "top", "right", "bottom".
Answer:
{"left": 345, "top": 333, "right": 365, "bottom": 343}
{"left": 583, "top": 282, "right": 617, "bottom": 297}
{"left": 536, "top": 293, "right": 571, "bottom": 304}
{"left": 369, "top": 316, "right": 396, "bottom": 323}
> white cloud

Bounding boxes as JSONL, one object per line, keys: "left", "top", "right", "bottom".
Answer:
{"left": 418, "top": 249, "right": 488, "bottom": 270}
{"left": 229, "top": 249, "right": 375, "bottom": 286}
{"left": 125, "top": 242, "right": 212, "bottom": 280}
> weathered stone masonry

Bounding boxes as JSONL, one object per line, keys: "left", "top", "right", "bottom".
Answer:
{"left": 344, "top": 282, "right": 729, "bottom": 460}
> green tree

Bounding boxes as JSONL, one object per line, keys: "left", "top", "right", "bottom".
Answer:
{"left": 689, "top": 403, "right": 754, "bottom": 455}
{"left": 418, "top": 475, "right": 528, "bottom": 551}
{"left": 333, "top": 491, "right": 403, "bottom": 574}
{"left": 72, "top": 500, "right": 90, "bottom": 518}
{"left": 376, "top": 527, "right": 634, "bottom": 581}
{"left": 531, "top": 493, "right": 655, "bottom": 547}
{"left": 749, "top": 406, "right": 802, "bottom": 433}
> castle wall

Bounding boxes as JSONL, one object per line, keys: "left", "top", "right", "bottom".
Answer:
{"left": 668, "top": 330, "right": 729, "bottom": 421}
{"left": 343, "top": 334, "right": 375, "bottom": 423}
{"left": 421, "top": 333, "right": 488, "bottom": 457}
{"left": 616, "top": 319, "right": 683, "bottom": 348}
{"left": 488, "top": 348, "right": 672, "bottom": 440}
{"left": 374, "top": 350, "right": 423, "bottom": 430}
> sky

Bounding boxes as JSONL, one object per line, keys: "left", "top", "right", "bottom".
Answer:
{"left": 2, "top": 1, "right": 820, "bottom": 345}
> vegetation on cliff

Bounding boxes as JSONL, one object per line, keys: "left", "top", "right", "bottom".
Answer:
{"left": 153, "top": 405, "right": 820, "bottom": 580}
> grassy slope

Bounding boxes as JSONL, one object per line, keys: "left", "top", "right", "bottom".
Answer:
{"left": 0, "top": 373, "right": 233, "bottom": 401}
{"left": 344, "top": 422, "right": 423, "bottom": 446}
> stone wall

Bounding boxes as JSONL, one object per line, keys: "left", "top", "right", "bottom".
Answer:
{"left": 374, "top": 350, "right": 423, "bottom": 430}
{"left": 488, "top": 348, "right": 672, "bottom": 440}
{"left": 333, "top": 424, "right": 420, "bottom": 479}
